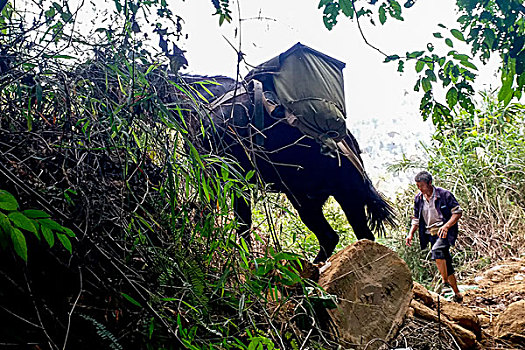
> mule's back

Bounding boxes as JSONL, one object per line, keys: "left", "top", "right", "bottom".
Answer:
{"left": 245, "top": 42, "right": 348, "bottom": 146}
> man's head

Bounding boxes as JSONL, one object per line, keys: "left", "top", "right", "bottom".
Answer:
{"left": 415, "top": 171, "right": 433, "bottom": 195}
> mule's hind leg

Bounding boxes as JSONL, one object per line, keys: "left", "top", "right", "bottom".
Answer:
{"left": 334, "top": 194, "right": 375, "bottom": 241}
{"left": 234, "top": 195, "right": 252, "bottom": 246}
{"left": 288, "top": 194, "right": 339, "bottom": 264}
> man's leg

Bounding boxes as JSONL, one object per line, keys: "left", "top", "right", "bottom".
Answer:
{"left": 447, "top": 273, "right": 461, "bottom": 295}
{"left": 434, "top": 243, "right": 463, "bottom": 301}
{"left": 435, "top": 258, "right": 449, "bottom": 283}
{"left": 444, "top": 248, "right": 463, "bottom": 300}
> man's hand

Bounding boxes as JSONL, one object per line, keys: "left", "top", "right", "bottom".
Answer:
{"left": 438, "top": 225, "right": 449, "bottom": 238}
{"left": 405, "top": 232, "right": 413, "bottom": 246}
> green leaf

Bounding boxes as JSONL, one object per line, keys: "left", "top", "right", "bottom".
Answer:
{"left": 114, "top": 0, "right": 122, "bottom": 13}
{"left": 0, "top": 212, "right": 13, "bottom": 235}
{"left": 11, "top": 228, "right": 27, "bottom": 261}
{"left": 426, "top": 69, "right": 437, "bottom": 82}
{"left": 421, "top": 77, "right": 432, "bottom": 92}
{"left": 407, "top": 51, "right": 424, "bottom": 59}
{"left": 460, "top": 60, "right": 478, "bottom": 70}
{"left": 450, "top": 29, "right": 465, "bottom": 41}
{"left": 484, "top": 28, "right": 496, "bottom": 49}
{"left": 379, "top": 6, "right": 387, "bottom": 24}
{"left": 445, "top": 38, "right": 454, "bottom": 47}
{"left": 122, "top": 292, "right": 142, "bottom": 307}
{"left": 384, "top": 54, "right": 400, "bottom": 62}
{"left": 148, "top": 317, "right": 155, "bottom": 339}
{"left": 398, "top": 60, "right": 405, "bottom": 72}
{"left": 413, "top": 78, "right": 421, "bottom": 92}
{"left": 62, "top": 227, "right": 75, "bottom": 238}
{"left": 39, "top": 218, "right": 65, "bottom": 231}
{"left": 0, "top": 190, "right": 19, "bottom": 211}
{"left": 145, "top": 64, "right": 159, "bottom": 75}
{"left": 415, "top": 60, "right": 425, "bottom": 73}
{"left": 8, "top": 212, "right": 37, "bottom": 235}
{"left": 41, "top": 225, "right": 55, "bottom": 247}
{"left": 339, "top": 0, "right": 354, "bottom": 17}
{"left": 45, "top": 7, "right": 56, "bottom": 19}
{"left": 433, "top": 32, "right": 443, "bottom": 38}
{"left": 22, "top": 209, "right": 51, "bottom": 219}
{"left": 60, "top": 11, "right": 72, "bottom": 22}
{"left": 446, "top": 87, "right": 458, "bottom": 108}
{"left": 56, "top": 233, "right": 72, "bottom": 254}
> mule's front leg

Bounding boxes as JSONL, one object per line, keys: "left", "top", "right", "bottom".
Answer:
{"left": 290, "top": 195, "right": 339, "bottom": 264}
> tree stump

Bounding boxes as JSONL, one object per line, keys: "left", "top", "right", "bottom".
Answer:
{"left": 318, "top": 240, "right": 413, "bottom": 349}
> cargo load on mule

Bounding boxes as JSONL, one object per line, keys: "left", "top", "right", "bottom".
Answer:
{"left": 244, "top": 42, "right": 349, "bottom": 156}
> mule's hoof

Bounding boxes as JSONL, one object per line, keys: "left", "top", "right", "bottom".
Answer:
{"left": 313, "top": 251, "right": 328, "bottom": 264}
{"left": 319, "top": 261, "right": 332, "bottom": 274}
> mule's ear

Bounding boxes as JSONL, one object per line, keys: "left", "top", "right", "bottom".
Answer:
{"left": 167, "top": 43, "right": 188, "bottom": 74}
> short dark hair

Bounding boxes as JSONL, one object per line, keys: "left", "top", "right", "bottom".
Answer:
{"left": 415, "top": 171, "right": 432, "bottom": 184}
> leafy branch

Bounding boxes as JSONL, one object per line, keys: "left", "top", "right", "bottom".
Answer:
{"left": 314, "top": 0, "right": 525, "bottom": 128}
{"left": 0, "top": 190, "right": 75, "bottom": 261}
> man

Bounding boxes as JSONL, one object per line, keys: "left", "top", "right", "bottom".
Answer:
{"left": 406, "top": 171, "right": 464, "bottom": 303}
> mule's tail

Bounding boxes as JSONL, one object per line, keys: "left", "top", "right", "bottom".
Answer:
{"left": 340, "top": 131, "right": 396, "bottom": 234}
{"left": 364, "top": 177, "right": 397, "bottom": 235}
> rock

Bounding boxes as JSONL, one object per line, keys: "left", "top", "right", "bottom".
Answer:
{"left": 495, "top": 300, "right": 525, "bottom": 345}
{"left": 318, "top": 240, "right": 413, "bottom": 350}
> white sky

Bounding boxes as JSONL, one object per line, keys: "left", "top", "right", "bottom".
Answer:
{"left": 176, "top": 0, "right": 501, "bottom": 122}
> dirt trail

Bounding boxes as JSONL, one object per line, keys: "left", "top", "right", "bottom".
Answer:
{"left": 462, "top": 257, "right": 525, "bottom": 348}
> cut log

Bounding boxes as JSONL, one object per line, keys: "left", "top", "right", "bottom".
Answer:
{"left": 318, "top": 240, "right": 413, "bottom": 350}
{"left": 413, "top": 282, "right": 481, "bottom": 338}
{"left": 410, "top": 299, "right": 478, "bottom": 349}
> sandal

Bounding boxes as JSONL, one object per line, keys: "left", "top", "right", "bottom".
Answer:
{"left": 435, "top": 282, "right": 451, "bottom": 295}
{"left": 452, "top": 293, "right": 464, "bottom": 303}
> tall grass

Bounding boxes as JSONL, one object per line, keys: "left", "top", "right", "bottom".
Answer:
{"left": 388, "top": 93, "right": 525, "bottom": 285}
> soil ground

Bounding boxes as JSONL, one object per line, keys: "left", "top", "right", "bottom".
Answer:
{"left": 462, "top": 257, "right": 525, "bottom": 349}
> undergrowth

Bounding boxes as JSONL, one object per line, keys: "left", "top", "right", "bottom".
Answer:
{"left": 0, "top": 1, "right": 334, "bottom": 349}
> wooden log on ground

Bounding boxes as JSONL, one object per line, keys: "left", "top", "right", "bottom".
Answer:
{"left": 318, "top": 240, "right": 413, "bottom": 350}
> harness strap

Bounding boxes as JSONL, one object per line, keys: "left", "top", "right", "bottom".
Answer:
{"left": 208, "top": 85, "right": 248, "bottom": 111}
{"left": 252, "top": 79, "right": 265, "bottom": 147}
{"left": 337, "top": 139, "right": 366, "bottom": 180}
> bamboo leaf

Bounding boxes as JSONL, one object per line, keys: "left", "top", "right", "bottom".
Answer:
{"left": 121, "top": 292, "right": 142, "bottom": 307}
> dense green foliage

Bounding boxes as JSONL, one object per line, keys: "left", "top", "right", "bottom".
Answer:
{"left": 0, "top": 1, "right": 335, "bottom": 348}
{"left": 314, "top": 0, "right": 525, "bottom": 127}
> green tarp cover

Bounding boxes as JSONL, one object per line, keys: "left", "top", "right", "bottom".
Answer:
{"left": 246, "top": 42, "right": 347, "bottom": 141}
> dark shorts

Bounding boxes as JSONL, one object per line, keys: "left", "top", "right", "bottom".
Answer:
{"left": 428, "top": 235, "right": 455, "bottom": 275}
